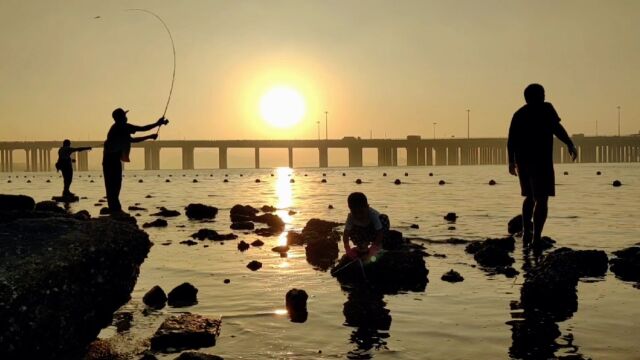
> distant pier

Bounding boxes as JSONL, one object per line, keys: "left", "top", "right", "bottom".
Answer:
{"left": 1, "top": 135, "right": 638, "bottom": 172}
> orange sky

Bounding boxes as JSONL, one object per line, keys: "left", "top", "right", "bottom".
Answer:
{"left": 1, "top": 0, "right": 639, "bottom": 143}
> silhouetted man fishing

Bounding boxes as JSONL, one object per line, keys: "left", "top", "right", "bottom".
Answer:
{"left": 103, "top": 108, "right": 168, "bottom": 217}
{"left": 508, "top": 84, "right": 577, "bottom": 249}
{"left": 55, "top": 140, "right": 92, "bottom": 197}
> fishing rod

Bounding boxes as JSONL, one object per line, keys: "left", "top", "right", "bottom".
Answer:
{"left": 124, "top": 9, "right": 176, "bottom": 136}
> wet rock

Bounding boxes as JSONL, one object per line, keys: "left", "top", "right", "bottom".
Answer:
{"left": 128, "top": 205, "right": 147, "bottom": 211}
{"left": 272, "top": 245, "right": 290, "bottom": 254}
{"left": 438, "top": 180, "right": 446, "bottom": 185}
{"left": 152, "top": 207, "right": 181, "bottom": 217}
{"left": 441, "top": 269, "right": 464, "bottom": 283}
{"left": 260, "top": 205, "right": 277, "bottom": 213}
{"left": 534, "top": 236, "right": 556, "bottom": 251}
{"left": 302, "top": 219, "right": 342, "bottom": 270}
{"left": 246, "top": 260, "right": 262, "bottom": 271}
{"left": 465, "top": 236, "right": 515, "bottom": 268}
{"left": 143, "top": 218, "right": 168, "bottom": 228}
{"left": 0, "top": 214, "right": 151, "bottom": 359}
{"left": 521, "top": 247, "right": 608, "bottom": 317}
{"left": 138, "top": 179, "right": 144, "bottom": 183}
{"left": 612, "top": 180, "right": 622, "bottom": 187}
{"left": 328, "top": 204, "right": 334, "bottom": 209}
{"left": 166, "top": 179, "right": 171, "bottom": 183}
{"left": 73, "top": 210, "right": 91, "bottom": 220}
{"left": 143, "top": 286, "right": 168, "bottom": 309}
{"left": 253, "top": 213, "right": 285, "bottom": 232}
{"left": 51, "top": 194, "right": 80, "bottom": 203}
{"left": 190, "top": 229, "right": 237, "bottom": 241}
{"left": 99, "top": 207, "right": 110, "bottom": 215}
{"left": 382, "top": 229, "right": 406, "bottom": 250}
{"left": 250, "top": 239, "right": 264, "bottom": 247}
{"left": 285, "top": 288, "right": 308, "bottom": 323}
{"left": 254, "top": 227, "right": 278, "bottom": 237}
{"left": 237, "top": 240, "right": 250, "bottom": 251}
{"left": 404, "top": 172, "right": 409, "bottom": 176}
{"left": 0, "top": 194, "right": 35, "bottom": 211}
{"left": 489, "top": 179, "right": 497, "bottom": 185}
{"left": 230, "top": 221, "right": 254, "bottom": 230}
{"left": 321, "top": 179, "right": 327, "bottom": 183}
{"left": 507, "top": 214, "right": 523, "bottom": 235}
{"left": 596, "top": 171, "right": 602, "bottom": 175}
{"left": 287, "top": 231, "right": 304, "bottom": 245}
{"left": 223, "top": 179, "right": 228, "bottom": 183}
{"left": 180, "top": 239, "right": 199, "bottom": 246}
{"left": 33, "top": 200, "right": 66, "bottom": 214}
{"left": 145, "top": 195, "right": 153, "bottom": 198}
{"left": 355, "top": 179, "right": 362, "bottom": 184}
{"left": 229, "top": 204, "right": 259, "bottom": 220}
{"left": 288, "top": 210, "right": 297, "bottom": 215}
{"left": 185, "top": 204, "right": 219, "bottom": 220}
{"left": 443, "top": 212, "right": 458, "bottom": 222}
{"left": 289, "top": 179, "right": 295, "bottom": 183}
{"left": 174, "top": 352, "right": 224, "bottom": 360}
{"left": 410, "top": 224, "right": 419, "bottom": 229}
{"left": 394, "top": 179, "right": 401, "bottom": 185}
{"left": 168, "top": 283, "right": 198, "bottom": 307}
{"left": 192, "top": 179, "right": 198, "bottom": 183}
{"left": 255, "top": 179, "right": 261, "bottom": 183}
{"left": 223, "top": 279, "right": 230, "bottom": 284}
{"left": 610, "top": 246, "right": 640, "bottom": 282}
{"left": 149, "top": 314, "right": 221, "bottom": 353}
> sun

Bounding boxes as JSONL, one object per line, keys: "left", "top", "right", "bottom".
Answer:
{"left": 259, "top": 86, "right": 306, "bottom": 128}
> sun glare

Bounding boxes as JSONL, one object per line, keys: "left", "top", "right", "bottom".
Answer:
{"left": 259, "top": 86, "right": 306, "bottom": 128}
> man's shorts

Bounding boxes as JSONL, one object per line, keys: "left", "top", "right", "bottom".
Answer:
{"left": 517, "top": 163, "right": 555, "bottom": 197}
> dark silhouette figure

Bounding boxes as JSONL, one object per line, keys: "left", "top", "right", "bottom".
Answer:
{"left": 507, "top": 84, "right": 576, "bottom": 248}
{"left": 55, "top": 140, "right": 91, "bottom": 197}
{"left": 102, "top": 108, "right": 168, "bottom": 216}
{"left": 342, "top": 192, "right": 387, "bottom": 261}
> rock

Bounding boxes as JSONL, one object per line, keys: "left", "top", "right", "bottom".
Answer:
{"left": 429, "top": 172, "right": 433, "bottom": 176}
{"left": 250, "top": 239, "right": 264, "bottom": 247}
{"left": 138, "top": 179, "right": 144, "bottom": 183}
{"left": 192, "top": 179, "right": 198, "bottom": 183}
{"left": 441, "top": 269, "right": 464, "bottom": 283}
{"left": 287, "top": 231, "right": 304, "bottom": 245}
{"left": 521, "top": 247, "right": 608, "bottom": 317}
{"left": 145, "top": 194, "right": 153, "bottom": 198}
{"left": 190, "top": 229, "right": 238, "bottom": 241}
{"left": 342, "top": 172, "right": 346, "bottom": 176}
{"left": 410, "top": 224, "right": 419, "bottom": 229}
{"left": 302, "top": 219, "right": 342, "bottom": 270}
{"left": 174, "top": 352, "right": 224, "bottom": 360}
{"left": 404, "top": 172, "right": 409, "bottom": 177}
{"left": 447, "top": 226, "right": 456, "bottom": 230}
{"left": 382, "top": 229, "right": 406, "bottom": 250}
{"left": 288, "top": 210, "right": 297, "bottom": 215}
{"left": 394, "top": 179, "right": 401, "bottom": 185}
{"left": 328, "top": 205, "right": 334, "bottom": 209}
{"left": 465, "top": 236, "right": 515, "bottom": 268}
{"left": 229, "top": 204, "right": 259, "bottom": 219}
{"left": 438, "top": 180, "right": 446, "bottom": 185}
{"left": 128, "top": 206, "right": 147, "bottom": 211}
{"left": 443, "top": 212, "right": 458, "bottom": 222}
{"left": 237, "top": 240, "right": 250, "bottom": 251}
{"left": 289, "top": 179, "right": 295, "bottom": 183}
{"left": 152, "top": 207, "right": 181, "bottom": 217}
{"left": 0, "top": 194, "right": 35, "bottom": 211}
{"left": 596, "top": 171, "right": 602, "bottom": 175}
{"left": 167, "top": 283, "right": 198, "bottom": 307}
{"left": 143, "top": 286, "right": 167, "bottom": 309}
{"left": 166, "top": 179, "right": 171, "bottom": 182}
{"left": 610, "top": 246, "right": 640, "bottom": 282}
{"left": 489, "top": 179, "right": 497, "bottom": 185}
{"left": 100, "top": 207, "right": 110, "bottom": 215}
{"left": 507, "top": 214, "right": 523, "bottom": 235}
{"left": 150, "top": 314, "right": 221, "bottom": 353}
{"left": 51, "top": 194, "right": 80, "bottom": 203}
{"left": 612, "top": 180, "right": 622, "bottom": 187}
{"left": 321, "top": 179, "right": 327, "bottom": 183}
{"left": 33, "top": 200, "right": 66, "bottom": 214}
{"left": 255, "top": 179, "right": 261, "bottom": 183}
{"left": 272, "top": 245, "right": 290, "bottom": 254}
{"left": 0, "top": 214, "right": 151, "bottom": 359}
{"left": 253, "top": 213, "right": 285, "bottom": 232}
{"left": 223, "top": 179, "right": 228, "bottom": 183}
{"left": 246, "top": 260, "right": 262, "bottom": 271}
{"left": 185, "top": 204, "right": 218, "bottom": 220}
{"left": 285, "top": 289, "right": 308, "bottom": 323}
{"left": 230, "top": 221, "right": 254, "bottom": 230}
{"left": 73, "top": 210, "right": 91, "bottom": 220}
{"left": 143, "top": 219, "right": 168, "bottom": 228}
{"left": 260, "top": 205, "right": 277, "bottom": 213}
{"left": 355, "top": 179, "right": 362, "bottom": 184}
{"left": 223, "top": 279, "right": 230, "bottom": 284}
{"left": 180, "top": 239, "right": 199, "bottom": 246}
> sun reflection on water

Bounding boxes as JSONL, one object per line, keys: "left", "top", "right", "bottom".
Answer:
{"left": 275, "top": 167, "right": 294, "bottom": 246}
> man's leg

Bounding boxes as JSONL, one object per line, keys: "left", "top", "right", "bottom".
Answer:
{"left": 532, "top": 196, "right": 549, "bottom": 243}
{"left": 63, "top": 167, "right": 73, "bottom": 195}
{"left": 522, "top": 196, "right": 534, "bottom": 246}
{"left": 111, "top": 160, "right": 123, "bottom": 212}
{"left": 103, "top": 157, "right": 123, "bottom": 213}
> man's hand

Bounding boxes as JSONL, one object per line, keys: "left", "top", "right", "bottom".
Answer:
{"left": 568, "top": 145, "right": 578, "bottom": 162}
{"left": 508, "top": 163, "right": 518, "bottom": 176}
{"left": 149, "top": 134, "right": 158, "bottom": 141}
{"left": 156, "top": 117, "right": 169, "bottom": 126}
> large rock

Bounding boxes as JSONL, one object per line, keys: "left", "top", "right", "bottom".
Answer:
{"left": 168, "top": 283, "right": 199, "bottom": 307}
{"left": 297, "top": 219, "right": 342, "bottom": 270}
{"left": 229, "top": 204, "right": 259, "bottom": 219}
{"left": 143, "top": 285, "right": 168, "bottom": 309}
{"left": 0, "top": 194, "right": 35, "bottom": 212}
{"left": 150, "top": 314, "right": 221, "bottom": 353}
{"left": 151, "top": 207, "right": 181, "bottom": 217}
{"left": 521, "top": 247, "right": 608, "bottom": 318}
{"left": 253, "top": 213, "right": 285, "bottom": 232}
{"left": 185, "top": 204, "right": 218, "bottom": 220}
{"left": 610, "top": 246, "right": 640, "bottom": 282}
{"left": 508, "top": 214, "right": 523, "bottom": 235}
{"left": 465, "top": 237, "right": 516, "bottom": 269}
{"left": 285, "top": 289, "right": 308, "bottom": 323}
{"left": 190, "top": 229, "right": 238, "bottom": 241}
{"left": 0, "top": 214, "right": 151, "bottom": 359}
{"left": 174, "top": 352, "right": 224, "bottom": 360}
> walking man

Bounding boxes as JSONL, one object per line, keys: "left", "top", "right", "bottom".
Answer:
{"left": 507, "top": 84, "right": 577, "bottom": 249}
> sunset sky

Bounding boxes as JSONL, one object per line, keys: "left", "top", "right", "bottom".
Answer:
{"left": 1, "top": 0, "right": 639, "bottom": 144}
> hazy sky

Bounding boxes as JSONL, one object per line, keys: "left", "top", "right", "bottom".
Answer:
{"left": 1, "top": 0, "right": 639, "bottom": 142}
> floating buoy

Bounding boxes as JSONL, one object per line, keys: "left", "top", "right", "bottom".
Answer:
{"left": 355, "top": 179, "right": 362, "bottom": 184}
{"left": 438, "top": 180, "right": 446, "bottom": 185}
{"left": 394, "top": 179, "right": 401, "bottom": 185}
{"left": 612, "top": 180, "right": 622, "bottom": 187}
{"left": 488, "top": 180, "right": 496, "bottom": 186}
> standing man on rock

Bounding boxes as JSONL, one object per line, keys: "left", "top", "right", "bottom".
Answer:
{"left": 103, "top": 108, "right": 168, "bottom": 217}
{"left": 507, "top": 84, "right": 577, "bottom": 249}
{"left": 55, "top": 140, "right": 92, "bottom": 198}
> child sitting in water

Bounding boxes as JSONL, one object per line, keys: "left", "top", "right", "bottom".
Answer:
{"left": 342, "top": 192, "right": 390, "bottom": 260}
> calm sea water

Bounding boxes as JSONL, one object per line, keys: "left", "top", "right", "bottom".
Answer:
{"left": 2, "top": 164, "right": 639, "bottom": 360}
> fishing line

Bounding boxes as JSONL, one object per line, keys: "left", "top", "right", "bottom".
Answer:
{"left": 124, "top": 8, "right": 176, "bottom": 135}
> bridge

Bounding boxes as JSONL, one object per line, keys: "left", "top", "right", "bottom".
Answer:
{"left": 0, "top": 135, "right": 638, "bottom": 172}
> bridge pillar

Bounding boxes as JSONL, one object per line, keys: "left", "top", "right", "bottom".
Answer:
{"left": 406, "top": 146, "right": 418, "bottom": 166}
{"left": 434, "top": 147, "right": 446, "bottom": 166}
{"left": 219, "top": 147, "right": 227, "bottom": 169}
{"left": 288, "top": 147, "right": 294, "bottom": 168}
{"left": 391, "top": 147, "right": 398, "bottom": 166}
{"left": 348, "top": 145, "right": 363, "bottom": 167}
{"left": 144, "top": 147, "right": 152, "bottom": 170}
{"left": 425, "top": 147, "right": 433, "bottom": 166}
{"left": 1, "top": 150, "right": 5, "bottom": 172}
{"left": 7, "top": 150, "right": 12, "bottom": 172}
{"left": 31, "top": 148, "right": 39, "bottom": 172}
{"left": 45, "top": 148, "right": 52, "bottom": 171}
{"left": 417, "top": 147, "right": 426, "bottom": 166}
{"left": 151, "top": 147, "right": 161, "bottom": 170}
{"left": 182, "top": 146, "right": 195, "bottom": 170}
{"left": 448, "top": 147, "right": 459, "bottom": 165}
{"left": 319, "top": 146, "right": 328, "bottom": 168}
{"left": 254, "top": 148, "right": 260, "bottom": 169}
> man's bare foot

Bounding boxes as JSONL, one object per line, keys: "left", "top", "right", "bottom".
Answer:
{"left": 522, "top": 230, "right": 533, "bottom": 248}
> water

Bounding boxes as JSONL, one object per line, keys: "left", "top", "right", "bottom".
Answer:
{"left": 2, "top": 164, "right": 639, "bottom": 359}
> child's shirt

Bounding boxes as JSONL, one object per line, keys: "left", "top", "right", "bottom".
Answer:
{"left": 345, "top": 207, "right": 383, "bottom": 247}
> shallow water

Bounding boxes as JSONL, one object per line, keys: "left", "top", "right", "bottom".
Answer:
{"left": 2, "top": 164, "right": 639, "bottom": 359}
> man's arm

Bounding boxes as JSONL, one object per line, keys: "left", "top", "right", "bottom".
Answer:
{"left": 507, "top": 117, "right": 518, "bottom": 175}
{"left": 553, "top": 122, "right": 577, "bottom": 161}
{"left": 70, "top": 147, "right": 92, "bottom": 153}
{"left": 129, "top": 118, "right": 168, "bottom": 133}
{"left": 131, "top": 134, "right": 158, "bottom": 143}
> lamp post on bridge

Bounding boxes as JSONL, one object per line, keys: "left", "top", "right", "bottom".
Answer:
{"left": 466, "top": 109, "right": 470, "bottom": 139}
{"left": 316, "top": 120, "right": 320, "bottom": 140}
{"left": 325, "top": 111, "right": 328, "bottom": 140}
{"left": 617, "top": 105, "right": 621, "bottom": 136}
{"left": 433, "top": 122, "right": 437, "bottom": 140}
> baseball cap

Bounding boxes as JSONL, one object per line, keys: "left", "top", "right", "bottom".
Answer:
{"left": 112, "top": 108, "right": 129, "bottom": 119}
